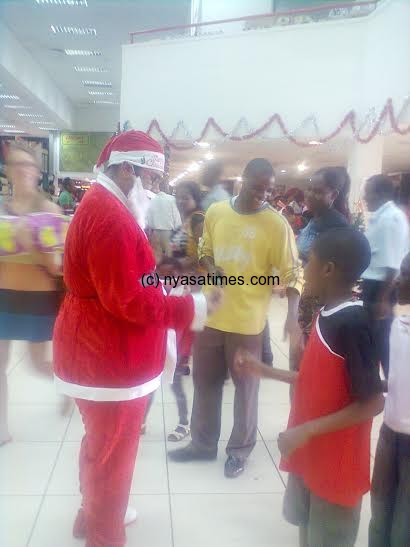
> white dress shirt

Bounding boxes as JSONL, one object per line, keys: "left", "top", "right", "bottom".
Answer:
{"left": 384, "top": 307, "right": 410, "bottom": 434}
{"left": 146, "top": 191, "right": 182, "bottom": 231}
{"left": 362, "top": 201, "right": 410, "bottom": 281}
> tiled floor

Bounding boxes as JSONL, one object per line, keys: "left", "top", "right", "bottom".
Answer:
{"left": 2, "top": 297, "right": 382, "bottom": 547}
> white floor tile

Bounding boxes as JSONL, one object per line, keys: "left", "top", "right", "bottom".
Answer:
{"left": 28, "top": 494, "right": 81, "bottom": 547}
{"left": 0, "top": 442, "right": 60, "bottom": 495}
{"left": 167, "top": 441, "right": 284, "bottom": 495}
{"left": 3, "top": 301, "right": 378, "bottom": 546}
{"left": 258, "top": 376, "right": 290, "bottom": 405}
{"left": 265, "top": 440, "right": 287, "bottom": 485}
{"left": 357, "top": 492, "right": 371, "bottom": 547}
{"left": 0, "top": 495, "right": 42, "bottom": 547}
{"left": 171, "top": 493, "right": 298, "bottom": 547}
{"left": 6, "top": 341, "right": 27, "bottom": 375}
{"left": 46, "top": 442, "right": 81, "bottom": 495}
{"left": 28, "top": 494, "right": 173, "bottom": 547}
{"left": 131, "top": 441, "right": 169, "bottom": 495}
{"left": 8, "top": 366, "right": 60, "bottom": 405}
{"left": 258, "top": 403, "right": 290, "bottom": 441}
{"left": 8, "top": 404, "right": 71, "bottom": 443}
{"left": 127, "top": 495, "right": 172, "bottom": 547}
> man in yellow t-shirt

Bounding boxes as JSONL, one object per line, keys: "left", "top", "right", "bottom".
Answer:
{"left": 169, "top": 158, "right": 303, "bottom": 478}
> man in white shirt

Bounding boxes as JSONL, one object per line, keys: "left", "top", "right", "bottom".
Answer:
{"left": 146, "top": 181, "right": 181, "bottom": 262}
{"left": 201, "top": 160, "right": 230, "bottom": 212}
{"left": 362, "top": 174, "right": 410, "bottom": 377}
{"left": 369, "top": 252, "right": 410, "bottom": 546}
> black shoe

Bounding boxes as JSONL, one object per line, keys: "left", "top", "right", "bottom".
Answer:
{"left": 224, "top": 455, "right": 245, "bottom": 478}
{"left": 168, "top": 442, "right": 217, "bottom": 462}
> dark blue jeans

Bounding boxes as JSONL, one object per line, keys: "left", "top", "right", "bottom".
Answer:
{"left": 362, "top": 279, "right": 395, "bottom": 378}
{"left": 369, "top": 424, "right": 410, "bottom": 546}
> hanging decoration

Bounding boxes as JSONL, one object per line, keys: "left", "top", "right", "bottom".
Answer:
{"left": 146, "top": 97, "right": 410, "bottom": 151}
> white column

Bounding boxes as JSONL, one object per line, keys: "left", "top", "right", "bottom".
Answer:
{"left": 347, "top": 136, "right": 384, "bottom": 213}
{"left": 48, "top": 131, "right": 60, "bottom": 177}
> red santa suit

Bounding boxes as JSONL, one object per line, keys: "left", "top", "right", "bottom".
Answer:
{"left": 53, "top": 131, "right": 206, "bottom": 547}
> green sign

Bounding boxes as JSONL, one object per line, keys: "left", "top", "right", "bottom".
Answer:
{"left": 59, "top": 132, "right": 112, "bottom": 173}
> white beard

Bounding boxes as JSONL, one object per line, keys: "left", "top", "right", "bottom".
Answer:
{"left": 127, "top": 176, "right": 150, "bottom": 230}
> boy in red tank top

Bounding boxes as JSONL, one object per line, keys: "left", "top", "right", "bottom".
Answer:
{"left": 235, "top": 227, "right": 384, "bottom": 547}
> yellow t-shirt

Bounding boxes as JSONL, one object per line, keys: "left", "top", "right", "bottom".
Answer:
{"left": 198, "top": 199, "right": 303, "bottom": 335}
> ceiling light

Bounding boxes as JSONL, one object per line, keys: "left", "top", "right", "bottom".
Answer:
{"left": 236, "top": 176, "right": 242, "bottom": 182}
{"left": 30, "top": 120, "right": 54, "bottom": 125}
{"left": 3, "top": 129, "right": 25, "bottom": 133}
{"left": 88, "top": 91, "right": 113, "bottom": 96}
{"left": 74, "top": 66, "right": 108, "bottom": 73}
{"left": 297, "top": 162, "right": 308, "bottom": 172}
{"left": 4, "top": 105, "right": 31, "bottom": 109}
{"left": 205, "top": 152, "right": 214, "bottom": 160}
{"left": 51, "top": 25, "right": 96, "bottom": 35}
{"left": 194, "top": 141, "right": 210, "bottom": 148}
{"left": 82, "top": 80, "right": 112, "bottom": 87}
{"left": 0, "top": 94, "right": 20, "bottom": 100}
{"left": 91, "top": 100, "right": 119, "bottom": 105}
{"left": 65, "top": 50, "right": 101, "bottom": 56}
{"left": 280, "top": 169, "right": 286, "bottom": 174}
{"left": 308, "top": 140, "right": 322, "bottom": 145}
{"left": 35, "top": 0, "right": 88, "bottom": 6}
{"left": 37, "top": 127, "right": 56, "bottom": 131}
{"left": 0, "top": 124, "right": 16, "bottom": 129}
{"left": 17, "top": 113, "right": 43, "bottom": 118}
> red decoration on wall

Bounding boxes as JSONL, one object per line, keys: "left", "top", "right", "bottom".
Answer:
{"left": 146, "top": 97, "right": 410, "bottom": 150}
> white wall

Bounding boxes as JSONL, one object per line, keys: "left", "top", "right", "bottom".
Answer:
{"left": 121, "top": 0, "right": 410, "bottom": 140}
{"left": 73, "top": 106, "right": 119, "bottom": 133}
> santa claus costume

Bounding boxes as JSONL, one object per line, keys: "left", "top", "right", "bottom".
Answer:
{"left": 53, "top": 131, "right": 207, "bottom": 547}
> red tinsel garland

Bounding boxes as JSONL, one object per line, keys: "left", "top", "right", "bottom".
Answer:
{"left": 146, "top": 97, "right": 410, "bottom": 150}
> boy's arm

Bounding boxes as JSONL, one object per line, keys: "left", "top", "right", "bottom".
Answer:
{"left": 234, "top": 348, "right": 298, "bottom": 384}
{"left": 260, "top": 365, "right": 297, "bottom": 384}
{"left": 278, "top": 394, "right": 384, "bottom": 458}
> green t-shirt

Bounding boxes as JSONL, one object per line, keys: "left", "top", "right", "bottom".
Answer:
{"left": 58, "top": 190, "right": 74, "bottom": 209}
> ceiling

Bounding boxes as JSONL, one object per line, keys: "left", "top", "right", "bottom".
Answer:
{"left": 0, "top": 0, "right": 191, "bottom": 135}
{"left": 168, "top": 132, "right": 410, "bottom": 187}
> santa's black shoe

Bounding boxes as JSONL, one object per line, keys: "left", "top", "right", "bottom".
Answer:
{"left": 168, "top": 442, "right": 217, "bottom": 462}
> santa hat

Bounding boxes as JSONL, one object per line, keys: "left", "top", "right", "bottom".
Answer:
{"left": 95, "top": 130, "right": 165, "bottom": 173}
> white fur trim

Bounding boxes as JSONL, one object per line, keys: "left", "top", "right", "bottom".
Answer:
{"left": 191, "top": 292, "right": 207, "bottom": 332}
{"left": 54, "top": 372, "right": 162, "bottom": 401}
{"left": 107, "top": 150, "right": 165, "bottom": 172}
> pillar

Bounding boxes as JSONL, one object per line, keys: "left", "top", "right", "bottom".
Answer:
{"left": 48, "top": 131, "right": 60, "bottom": 177}
{"left": 347, "top": 136, "right": 384, "bottom": 214}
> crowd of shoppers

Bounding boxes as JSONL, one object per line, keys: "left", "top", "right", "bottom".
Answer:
{"left": 1, "top": 130, "right": 410, "bottom": 547}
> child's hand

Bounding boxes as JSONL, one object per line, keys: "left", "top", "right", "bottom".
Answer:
{"left": 278, "top": 424, "right": 312, "bottom": 458}
{"left": 234, "top": 348, "right": 265, "bottom": 378}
